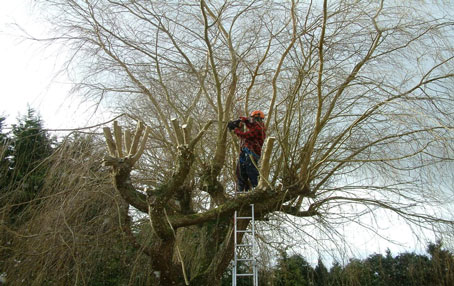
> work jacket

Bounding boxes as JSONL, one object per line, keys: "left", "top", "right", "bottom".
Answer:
{"left": 234, "top": 119, "right": 266, "bottom": 156}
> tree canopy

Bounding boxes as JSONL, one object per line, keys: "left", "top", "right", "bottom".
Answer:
{"left": 5, "top": 0, "right": 454, "bottom": 284}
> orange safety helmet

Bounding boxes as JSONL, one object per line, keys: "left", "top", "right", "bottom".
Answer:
{"left": 250, "top": 110, "right": 265, "bottom": 119}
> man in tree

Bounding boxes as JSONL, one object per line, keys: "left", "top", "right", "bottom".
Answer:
{"left": 228, "top": 110, "right": 266, "bottom": 192}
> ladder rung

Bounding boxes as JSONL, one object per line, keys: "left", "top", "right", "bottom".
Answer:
{"left": 237, "top": 244, "right": 253, "bottom": 247}
{"left": 237, "top": 230, "right": 252, "bottom": 233}
{"left": 237, "top": 273, "right": 254, "bottom": 277}
{"left": 237, "top": 258, "right": 253, "bottom": 261}
{"left": 236, "top": 216, "right": 253, "bottom": 219}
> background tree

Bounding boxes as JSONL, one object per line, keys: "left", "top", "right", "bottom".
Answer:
{"left": 329, "top": 243, "right": 452, "bottom": 286}
{"left": 0, "top": 108, "right": 55, "bottom": 283}
{"left": 0, "top": 116, "right": 10, "bottom": 190}
{"left": 219, "top": 243, "right": 454, "bottom": 286}
{"left": 1, "top": 108, "right": 53, "bottom": 224}
{"left": 1, "top": 132, "right": 156, "bottom": 285}
{"left": 0, "top": 116, "right": 7, "bottom": 146}
{"left": 274, "top": 252, "right": 314, "bottom": 286}
{"left": 0, "top": 116, "right": 11, "bottom": 277}
{"left": 328, "top": 261, "right": 346, "bottom": 286}
{"left": 23, "top": 0, "right": 454, "bottom": 284}
{"left": 314, "top": 257, "right": 329, "bottom": 286}
{"left": 427, "top": 240, "right": 454, "bottom": 285}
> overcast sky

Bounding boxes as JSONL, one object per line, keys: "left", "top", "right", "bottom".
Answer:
{"left": 0, "top": 1, "right": 105, "bottom": 130}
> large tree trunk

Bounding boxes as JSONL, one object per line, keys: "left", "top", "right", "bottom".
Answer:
{"left": 103, "top": 121, "right": 265, "bottom": 284}
{"left": 103, "top": 123, "right": 307, "bottom": 284}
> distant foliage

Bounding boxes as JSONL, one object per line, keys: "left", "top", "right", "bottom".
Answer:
{"left": 0, "top": 116, "right": 10, "bottom": 192}
{"left": 273, "top": 252, "right": 314, "bottom": 286}
{"left": 222, "top": 241, "right": 454, "bottom": 286}
{"left": 1, "top": 127, "right": 155, "bottom": 285}
{"left": 0, "top": 108, "right": 54, "bottom": 224}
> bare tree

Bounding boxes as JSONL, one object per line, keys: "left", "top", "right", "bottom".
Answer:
{"left": 24, "top": 0, "right": 454, "bottom": 284}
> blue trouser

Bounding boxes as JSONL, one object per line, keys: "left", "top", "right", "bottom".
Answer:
{"left": 236, "top": 148, "right": 260, "bottom": 192}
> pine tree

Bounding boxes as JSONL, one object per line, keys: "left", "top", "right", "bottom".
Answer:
{"left": 4, "top": 108, "right": 53, "bottom": 223}
{"left": 427, "top": 240, "right": 454, "bottom": 285}
{"left": 315, "top": 258, "right": 329, "bottom": 286}
{"left": 274, "top": 252, "right": 314, "bottom": 286}
{"left": 0, "top": 116, "right": 11, "bottom": 189}
{"left": 328, "top": 261, "right": 345, "bottom": 286}
{"left": 0, "top": 116, "right": 7, "bottom": 143}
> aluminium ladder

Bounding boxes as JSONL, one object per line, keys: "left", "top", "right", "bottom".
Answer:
{"left": 232, "top": 203, "right": 258, "bottom": 286}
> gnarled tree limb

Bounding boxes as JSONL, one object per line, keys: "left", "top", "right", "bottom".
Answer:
{"left": 102, "top": 121, "right": 151, "bottom": 212}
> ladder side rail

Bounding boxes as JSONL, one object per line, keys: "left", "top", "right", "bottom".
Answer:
{"left": 251, "top": 203, "right": 257, "bottom": 286}
{"left": 233, "top": 210, "right": 238, "bottom": 286}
